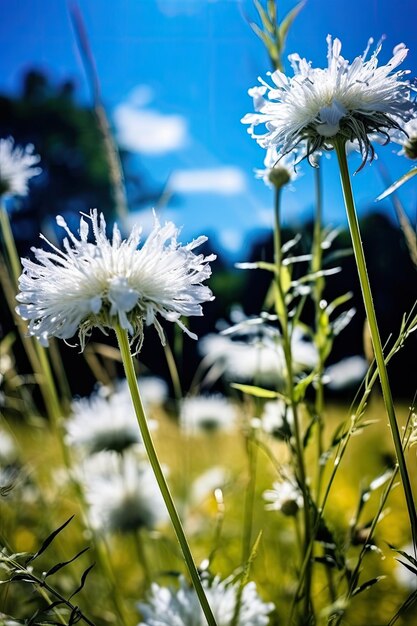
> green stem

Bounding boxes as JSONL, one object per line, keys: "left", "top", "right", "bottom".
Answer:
{"left": 273, "top": 188, "right": 313, "bottom": 623}
{"left": 311, "top": 163, "right": 326, "bottom": 502}
{"left": 333, "top": 137, "right": 417, "bottom": 545}
{"left": 114, "top": 325, "right": 218, "bottom": 626}
{"left": 0, "top": 204, "right": 21, "bottom": 285}
{"left": 241, "top": 430, "right": 258, "bottom": 566}
{"left": 134, "top": 529, "right": 152, "bottom": 587}
{"left": 163, "top": 339, "right": 183, "bottom": 404}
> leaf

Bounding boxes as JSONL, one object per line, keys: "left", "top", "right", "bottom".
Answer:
{"left": 396, "top": 559, "right": 417, "bottom": 576}
{"left": 279, "top": 1, "right": 306, "bottom": 50}
{"left": 294, "top": 370, "right": 317, "bottom": 402}
{"left": 26, "top": 516, "right": 75, "bottom": 565}
{"left": 388, "top": 589, "right": 417, "bottom": 625}
{"left": 69, "top": 563, "right": 95, "bottom": 600}
{"left": 254, "top": 0, "right": 274, "bottom": 34}
{"left": 376, "top": 166, "right": 417, "bottom": 201}
{"left": 325, "top": 292, "right": 353, "bottom": 316}
{"left": 44, "top": 547, "right": 90, "bottom": 579}
{"left": 352, "top": 576, "right": 385, "bottom": 596}
{"left": 230, "top": 383, "right": 283, "bottom": 399}
{"left": 249, "top": 22, "right": 278, "bottom": 63}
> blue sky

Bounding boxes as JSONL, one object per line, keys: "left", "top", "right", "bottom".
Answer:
{"left": 1, "top": 0, "right": 417, "bottom": 256}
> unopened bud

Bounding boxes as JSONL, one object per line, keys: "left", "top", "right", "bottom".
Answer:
{"left": 268, "top": 166, "right": 291, "bottom": 189}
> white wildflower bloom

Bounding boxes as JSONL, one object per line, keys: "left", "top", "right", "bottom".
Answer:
{"left": 190, "top": 466, "right": 229, "bottom": 506}
{"left": 291, "top": 326, "right": 319, "bottom": 372}
{"left": 242, "top": 36, "right": 414, "bottom": 167}
{"left": 137, "top": 375, "right": 169, "bottom": 406}
{"left": 260, "top": 399, "right": 294, "bottom": 439}
{"left": 0, "top": 137, "right": 41, "bottom": 197}
{"left": 138, "top": 575, "right": 274, "bottom": 626}
{"left": 180, "top": 395, "right": 238, "bottom": 435}
{"left": 391, "top": 116, "right": 417, "bottom": 159}
{"left": 81, "top": 451, "right": 168, "bottom": 533}
{"left": 324, "top": 355, "right": 368, "bottom": 390}
{"left": 199, "top": 332, "right": 285, "bottom": 387}
{"left": 66, "top": 384, "right": 151, "bottom": 455}
{"left": 16, "top": 209, "right": 215, "bottom": 348}
{"left": 264, "top": 475, "right": 303, "bottom": 516}
{"left": 200, "top": 324, "right": 317, "bottom": 387}
{"left": 254, "top": 146, "right": 299, "bottom": 189}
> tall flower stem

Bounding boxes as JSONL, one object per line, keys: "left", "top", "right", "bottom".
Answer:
{"left": 115, "top": 325, "right": 218, "bottom": 626}
{"left": 311, "top": 164, "right": 326, "bottom": 500}
{"left": 273, "top": 188, "right": 313, "bottom": 620}
{"left": 333, "top": 137, "right": 417, "bottom": 545}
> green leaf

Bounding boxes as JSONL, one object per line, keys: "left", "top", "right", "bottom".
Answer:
{"left": 254, "top": 0, "right": 274, "bottom": 34}
{"left": 230, "top": 383, "right": 283, "bottom": 399}
{"left": 279, "top": 1, "right": 306, "bottom": 50}
{"left": 69, "top": 562, "right": 95, "bottom": 600}
{"left": 26, "top": 516, "right": 75, "bottom": 565}
{"left": 376, "top": 166, "right": 417, "bottom": 201}
{"left": 325, "top": 291, "right": 353, "bottom": 316}
{"left": 352, "top": 576, "right": 385, "bottom": 596}
{"left": 44, "top": 547, "right": 90, "bottom": 579}
{"left": 294, "top": 370, "right": 316, "bottom": 402}
{"left": 250, "top": 22, "right": 278, "bottom": 62}
{"left": 267, "top": 0, "right": 277, "bottom": 25}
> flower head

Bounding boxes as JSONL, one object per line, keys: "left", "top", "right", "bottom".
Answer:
{"left": 258, "top": 399, "right": 294, "bottom": 439}
{"left": 0, "top": 137, "right": 41, "bottom": 197}
{"left": 16, "top": 210, "right": 215, "bottom": 348}
{"left": 200, "top": 319, "right": 317, "bottom": 387}
{"left": 254, "top": 146, "right": 299, "bottom": 189}
{"left": 391, "top": 116, "right": 417, "bottom": 159}
{"left": 81, "top": 451, "right": 168, "bottom": 533}
{"left": 138, "top": 575, "right": 274, "bottom": 626}
{"left": 180, "top": 395, "right": 238, "bottom": 435}
{"left": 242, "top": 36, "right": 414, "bottom": 167}
{"left": 263, "top": 474, "right": 303, "bottom": 516}
{"left": 67, "top": 386, "right": 141, "bottom": 456}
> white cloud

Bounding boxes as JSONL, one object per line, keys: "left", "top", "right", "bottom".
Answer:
{"left": 125, "top": 207, "right": 179, "bottom": 236}
{"left": 113, "top": 90, "right": 188, "bottom": 155}
{"left": 218, "top": 228, "right": 244, "bottom": 253}
{"left": 169, "top": 167, "right": 246, "bottom": 195}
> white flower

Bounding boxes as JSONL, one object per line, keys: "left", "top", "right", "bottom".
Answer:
{"left": 81, "top": 451, "right": 168, "bottom": 533}
{"left": 242, "top": 36, "right": 414, "bottom": 167}
{"left": 66, "top": 385, "right": 142, "bottom": 455}
{"left": 259, "top": 399, "right": 294, "bottom": 439}
{"left": 16, "top": 210, "right": 215, "bottom": 348}
{"left": 200, "top": 332, "right": 284, "bottom": 387}
{"left": 391, "top": 116, "right": 417, "bottom": 159}
{"left": 254, "top": 146, "right": 299, "bottom": 189}
{"left": 324, "top": 355, "right": 368, "bottom": 391}
{"left": 0, "top": 137, "right": 41, "bottom": 197}
{"left": 180, "top": 395, "right": 237, "bottom": 435}
{"left": 200, "top": 322, "right": 317, "bottom": 387}
{"left": 138, "top": 575, "right": 274, "bottom": 626}
{"left": 190, "top": 466, "right": 229, "bottom": 506}
{"left": 263, "top": 475, "right": 303, "bottom": 516}
{"left": 138, "top": 376, "right": 169, "bottom": 405}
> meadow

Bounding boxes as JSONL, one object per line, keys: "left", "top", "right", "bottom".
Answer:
{"left": 1, "top": 2, "right": 417, "bottom": 625}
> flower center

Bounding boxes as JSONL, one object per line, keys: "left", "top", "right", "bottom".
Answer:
{"left": 316, "top": 99, "right": 347, "bottom": 137}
